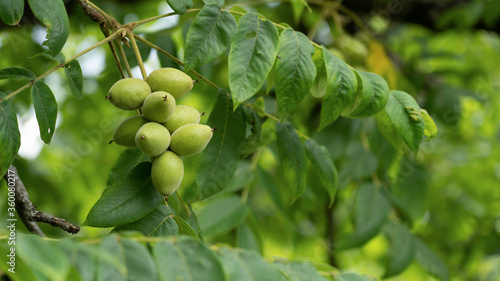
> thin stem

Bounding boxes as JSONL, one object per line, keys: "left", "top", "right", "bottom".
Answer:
{"left": 101, "top": 26, "right": 126, "bottom": 79}
{"left": 115, "top": 38, "right": 133, "bottom": 78}
{"left": 4, "top": 28, "right": 125, "bottom": 101}
{"left": 125, "top": 12, "right": 178, "bottom": 29}
{"left": 337, "top": 5, "right": 371, "bottom": 37}
{"left": 127, "top": 30, "right": 147, "bottom": 80}
{"left": 174, "top": 191, "right": 191, "bottom": 216}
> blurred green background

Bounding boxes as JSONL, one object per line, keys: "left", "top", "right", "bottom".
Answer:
{"left": 1, "top": 0, "right": 500, "bottom": 280}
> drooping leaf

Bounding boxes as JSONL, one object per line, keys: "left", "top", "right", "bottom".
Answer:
{"left": 197, "top": 195, "right": 250, "bottom": 237}
{"left": 107, "top": 149, "right": 150, "bottom": 187}
{"left": 383, "top": 90, "right": 425, "bottom": 154}
{"left": 0, "top": 67, "right": 36, "bottom": 80}
{"left": 0, "top": 0, "right": 24, "bottom": 25}
{"left": 17, "top": 234, "right": 70, "bottom": 281}
{"left": 273, "top": 260, "right": 329, "bottom": 281}
{"left": 383, "top": 223, "right": 416, "bottom": 278}
{"left": 319, "top": 46, "right": 357, "bottom": 130}
{"left": 275, "top": 28, "right": 316, "bottom": 117}
{"left": 375, "top": 109, "right": 404, "bottom": 154}
{"left": 415, "top": 238, "right": 450, "bottom": 281}
{"left": 0, "top": 92, "right": 20, "bottom": 177}
{"left": 195, "top": 89, "right": 246, "bottom": 201}
{"left": 347, "top": 71, "right": 390, "bottom": 118}
{"left": 184, "top": 4, "right": 237, "bottom": 70}
{"left": 114, "top": 204, "right": 179, "bottom": 237}
{"left": 218, "top": 247, "right": 289, "bottom": 281}
{"left": 64, "top": 60, "right": 83, "bottom": 100}
{"left": 237, "top": 220, "right": 263, "bottom": 254}
{"left": 153, "top": 237, "right": 226, "bottom": 281}
{"left": 228, "top": 13, "right": 279, "bottom": 108}
{"left": 28, "top": 0, "right": 69, "bottom": 55}
{"left": 31, "top": 81, "right": 57, "bottom": 144}
{"left": 84, "top": 162, "right": 163, "bottom": 227}
{"left": 173, "top": 215, "right": 199, "bottom": 239}
{"left": 122, "top": 239, "right": 157, "bottom": 281}
{"left": 305, "top": 139, "right": 338, "bottom": 207}
{"left": 165, "top": 0, "right": 193, "bottom": 15}
{"left": 309, "top": 47, "right": 327, "bottom": 98}
{"left": 338, "top": 183, "right": 390, "bottom": 250}
{"left": 421, "top": 109, "right": 438, "bottom": 140}
{"left": 276, "top": 121, "right": 307, "bottom": 202}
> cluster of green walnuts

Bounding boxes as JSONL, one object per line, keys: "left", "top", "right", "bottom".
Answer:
{"left": 107, "top": 68, "right": 213, "bottom": 197}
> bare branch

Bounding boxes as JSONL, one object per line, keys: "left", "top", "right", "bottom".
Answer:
{"left": 3, "top": 165, "right": 80, "bottom": 235}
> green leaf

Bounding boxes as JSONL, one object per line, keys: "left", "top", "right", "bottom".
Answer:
{"left": 0, "top": 92, "right": 20, "bottom": 177}
{"left": 165, "top": 0, "right": 193, "bottom": 15}
{"left": 0, "top": 67, "right": 36, "bottom": 80}
{"left": 107, "top": 149, "right": 150, "bottom": 187}
{"left": 122, "top": 239, "right": 157, "bottom": 281}
{"left": 276, "top": 121, "right": 307, "bottom": 202}
{"left": 237, "top": 220, "right": 263, "bottom": 254}
{"left": 421, "top": 109, "right": 438, "bottom": 140}
{"left": 0, "top": 0, "right": 24, "bottom": 25}
{"left": 383, "top": 223, "right": 416, "bottom": 278}
{"left": 195, "top": 89, "right": 246, "bottom": 201}
{"left": 290, "top": 0, "right": 306, "bottom": 24}
{"left": 184, "top": 4, "right": 237, "bottom": 70}
{"left": 337, "top": 272, "right": 378, "bottom": 281}
{"left": 114, "top": 204, "right": 179, "bottom": 237}
{"left": 338, "top": 183, "right": 390, "bottom": 250}
{"left": 17, "top": 234, "right": 70, "bottom": 281}
{"left": 97, "top": 236, "right": 126, "bottom": 281}
{"left": 228, "top": 13, "right": 279, "bottom": 108}
{"left": 70, "top": 244, "right": 98, "bottom": 281}
{"left": 218, "top": 247, "right": 289, "bottom": 281}
{"left": 383, "top": 90, "right": 425, "bottom": 154}
{"left": 415, "top": 238, "right": 449, "bottom": 281}
{"left": 28, "top": 0, "right": 69, "bottom": 55}
{"left": 0, "top": 243, "right": 38, "bottom": 281}
{"left": 197, "top": 195, "right": 250, "bottom": 237}
{"left": 305, "top": 139, "right": 338, "bottom": 207}
{"left": 153, "top": 237, "right": 226, "bottom": 281}
{"left": 173, "top": 215, "right": 199, "bottom": 239}
{"left": 64, "top": 60, "right": 83, "bottom": 100}
{"left": 347, "top": 71, "right": 390, "bottom": 118}
{"left": 31, "top": 81, "right": 57, "bottom": 144}
{"left": 84, "top": 162, "right": 163, "bottom": 227}
{"left": 319, "top": 46, "right": 357, "bottom": 130}
{"left": 275, "top": 28, "right": 316, "bottom": 117}
{"left": 375, "top": 110, "right": 404, "bottom": 154}
{"left": 309, "top": 47, "right": 327, "bottom": 98}
{"left": 203, "top": 0, "right": 224, "bottom": 6}
{"left": 273, "top": 260, "right": 329, "bottom": 281}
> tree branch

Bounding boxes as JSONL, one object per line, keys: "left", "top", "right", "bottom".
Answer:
{"left": 3, "top": 165, "right": 80, "bottom": 235}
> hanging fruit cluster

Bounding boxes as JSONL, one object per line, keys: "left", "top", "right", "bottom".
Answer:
{"left": 108, "top": 68, "right": 213, "bottom": 197}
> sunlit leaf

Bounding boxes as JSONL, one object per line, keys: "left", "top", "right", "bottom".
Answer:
{"left": 276, "top": 121, "right": 307, "bottom": 202}
{"left": 228, "top": 13, "right": 279, "bottom": 108}
{"left": 319, "top": 46, "right": 357, "bottom": 130}
{"left": 309, "top": 47, "right": 327, "bottom": 98}
{"left": 85, "top": 162, "right": 163, "bottom": 227}
{"left": 347, "top": 71, "right": 390, "bottom": 118}
{"left": 173, "top": 215, "right": 198, "bottom": 239}
{"left": 275, "top": 28, "right": 316, "bottom": 117}
{"left": 31, "top": 81, "right": 57, "bottom": 144}
{"left": 184, "top": 4, "right": 237, "bottom": 70}
{"left": 28, "top": 0, "right": 69, "bottom": 55}
{"left": 0, "top": 0, "right": 24, "bottom": 25}
{"left": 421, "top": 109, "right": 438, "bottom": 140}
{"left": 196, "top": 89, "right": 246, "bottom": 201}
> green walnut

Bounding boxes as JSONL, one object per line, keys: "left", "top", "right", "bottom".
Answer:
{"left": 135, "top": 122, "right": 171, "bottom": 156}
{"left": 146, "top": 68, "right": 193, "bottom": 99}
{"left": 163, "top": 105, "right": 201, "bottom": 133}
{"left": 142, "top": 91, "right": 176, "bottom": 123}
{"left": 112, "top": 115, "right": 149, "bottom": 148}
{"left": 169, "top": 124, "right": 213, "bottom": 157}
{"left": 152, "top": 151, "right": 184, "bottom": 196}
{"left": 108, "top": 78, "right": 151, "bottom": 110}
